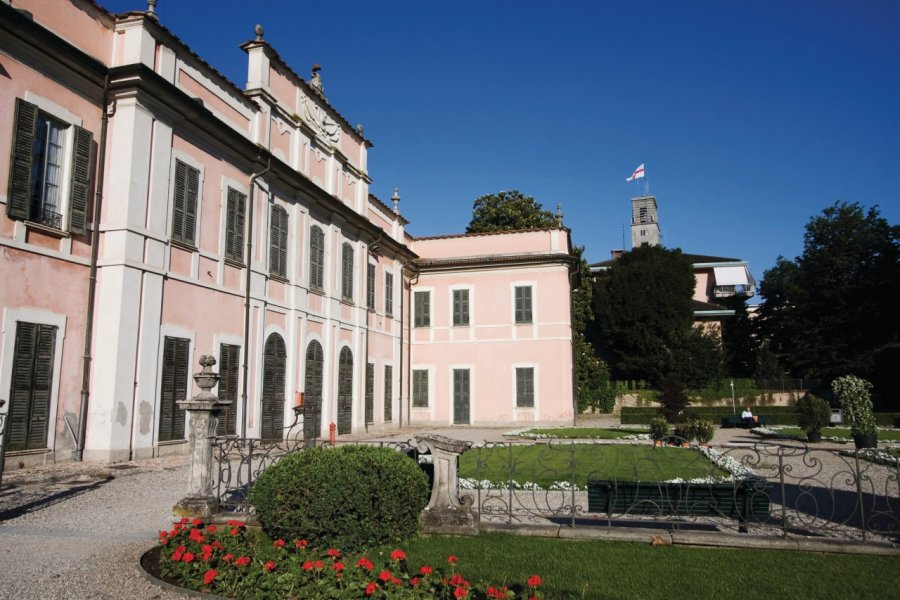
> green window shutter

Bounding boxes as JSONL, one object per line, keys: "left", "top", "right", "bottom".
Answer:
{"left": 159, "top": 336, "right": 189, "bottom": 441}
{"left": 365, "top": 363, "right": 374, "bottom": 423}
{"left": 367, "top": 263, "right": 376, "bottom": 309}
{"left": 261, "top": 334, "right": 286, "bottom": 439}
{"left": 383, "top": 365, "right": 393, "bottom": 422}
{"left": 225, "top": 188, "right": 246, "bottom": 262}
{"left": 415, "top": 291, "right": 430, "bottom": 327}
{"left": 453, "top": 289, "right": 469, "bottom": 326}
{"left": 309, "top": 226, "right": 324, "bottom": 290}
{"left": 217, "top": 343, "right": 240, "bottom": 436}
{"left": 184, "top": 166, "right": 199, "bottom": 245}
{"left": 516, "top": 367, "right": 535, "bottom": 408}
{"left": 385, "top": 272, "right": 393, "bottom": 315}
{"left": 68, "top": 125, "right": 93, "bottom": 235}
{"left": 412, "top": 370, "right": 428, "bottom": 408}
{"left": 7, "top": 322, "right": 57, "bottom": 451}
{"left": 515, "top": 286, "right": 533, "bottom": 323}
{"left": 7, "top": 98, "right": 38, "bottom": 221}
{"left": 342, "top": 243, "right": 353, "bottom": 300}
{"left": 269, "top": 207, "right": 288, "bottom": 277}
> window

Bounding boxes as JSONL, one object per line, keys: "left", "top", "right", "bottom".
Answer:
{"left": 384, "top": 365, "right": 393, "bottom": 422}
{"left": 171, "top": 159, "right": 200, "bottom": 246}
{"left": 341, "top": 242, "right": 354, "bottom": 301}
{"left": 367, "top": 263, "right": 376, "bottom": 310}
{"left": 414, "top": 291, "right": 430, "bottom": 327}
{"left": 217, "top": 344, "right": 240, "bottom": 436}
{"left": 261, "top": 334, "right": 286, "bottom": 439}
{"left": 365, "top": 363, "right": 374, "bottom": 423}
{"left": 159, "top": 336, "right": 189, "bottom": 442}
{"left": 309, "top": 225, "right": 325, "bottom": 291}
{"left": 224, "top": 188, "right": 246, "bottom": 262}
{"left": 7, "top": 322, "right": 57, "bottom": 451}
{"left": 412, "top": 370, "right": 429, "bottom": 408}
{"left": 385, "top": 272, "right": 394, "bottom": 315}
{"left": 514, "top": 286, "right": 533, "bottom": 324}
{"left": 516, "top": 367, "right": 535, "bottom": 408}
{"left": 7, "top": 98, "right": 92, "bottom": 234}
{"left": 453, "top": 289, "right": 470, "bottom": 326}
{"left": 269, "top": 206, "right": 288, "bottom": 278}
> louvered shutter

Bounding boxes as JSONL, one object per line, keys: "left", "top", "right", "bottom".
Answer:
{"left": 309, "top": 226, "right": 324, "bottom": 290}
{"left": 224, "top": 188, "right": 246, "bottom": 262}
{"left": 7, "top": 322, "right": 56, "bottom": 451}
{"left": 337, "top": 347, "right": 353, "bottom": 434}
{"left": 453, "top": 369, "right": 470, "bottom": 425}
{"left": 217, "top": 344, "right": 240, "bottom": 436}
{"left": 7, "top": 99, "right": 38, "bottom": 221}
{"left": 516, "top": 367, "right": 534, "bottom": 408}
{"left": 171, "top": 162, "right": 187, "bottom": 242}
{"left": 415, "top": 291, "right": 430, "bottom": 327}
{"left": 412, "top": 370, "right": 428, "bottom": 408}
{"left": 367, "top": 263, "right": 375, "bottom": 309}
{"left": 184, "top": 166, "right": 199, "bottom": 245}
{"left": 28, "top": 325, "right": 56, "bottom": 449}
{"left": 261, "top": 335, "right": 286, "bottom": 439}
{"left": 68, "top": 125, "right": 92, "bottom": 235}
{"left": 270, "top": 207, "right": 287, "bottom": 277}
{"left": 159, "top": 336, "right": 189, "bottom": 441}
{"left": 303, "top": 341, "right": 324, "bottom": 439}
{"left": 341, "top": 243, "right": 353, "bottom": 300}
{"left": 515, "top": 286, "right": 532, "bottom": 323}
{"left": 385, "top": 272, "right": 393, "bottom": 315}
{"left": 383, "top": 365, "right": 393, "bottom": 422}
{"left": 365, "top": 363, "right": 374, "bottom": 423}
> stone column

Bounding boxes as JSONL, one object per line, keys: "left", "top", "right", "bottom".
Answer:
{"left": 414, "top": 434, "right": 479, "bottom": 535}
{"left": 173, "top": 355, "right": 231, "bottom": 518}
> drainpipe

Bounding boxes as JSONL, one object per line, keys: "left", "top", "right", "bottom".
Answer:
{"left": 75, "top": 76, "right": 113, "bottom": 462}
{"left": 240, "top": 158, "right": 271, "bottom": 440}
{"left": 404, "top": 267, "right": 419, "bottom": 427}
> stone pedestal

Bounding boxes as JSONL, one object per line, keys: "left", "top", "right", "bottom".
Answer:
{"left": 173, "top": 355, "right": 230, "bottom": 518}
{"left": 414, "top": 434, "right": 479, "bottom": 535}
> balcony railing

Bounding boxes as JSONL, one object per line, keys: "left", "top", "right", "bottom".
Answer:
{"left": 713, "top": 284, "right": 755, "bottom": 298}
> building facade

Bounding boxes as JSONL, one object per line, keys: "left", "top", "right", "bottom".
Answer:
{"left": 0, "top": 0, "right": 575, "bottom": 467}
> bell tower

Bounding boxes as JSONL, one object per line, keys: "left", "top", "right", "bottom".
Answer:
{"left": 631, "top": 195, "right": 660, "bottom": 248}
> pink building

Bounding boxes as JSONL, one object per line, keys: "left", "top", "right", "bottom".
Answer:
{"left": 0, "top": 1, "right": 574, "bottom": 467}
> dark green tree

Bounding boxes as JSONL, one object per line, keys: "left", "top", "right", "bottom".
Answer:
{"left": 720, "top": 296, "right": 758, "bottom": 378}
{"left": 756, "top": 202, "right": 900, "bottom": 385}
{"left": 466, "top": 190, "right": 557, "bottom": 233}
{"left": 592, "top": 245, "right": 698, "bottom": 383}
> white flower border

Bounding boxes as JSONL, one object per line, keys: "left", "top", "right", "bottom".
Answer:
{"left": 838, "top": 448, "right": 900, "bottom": 467}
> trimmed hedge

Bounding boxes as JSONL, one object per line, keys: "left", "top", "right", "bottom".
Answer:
{"left": 249, "top": 445, "right": 430, "bottom": 552}
{"left": 621, "top": 406, "right": 900, "bottom": 427}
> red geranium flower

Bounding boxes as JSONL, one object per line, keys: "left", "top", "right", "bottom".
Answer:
{"left": 455, "top": 586, "right": 469, "bottom": 598}
{"left": 391, "top": 578, "right": 402, "bottom": 586}
{"left": 182, "top": 552, "right": 195, "bottom": 563}
{"left": 314, "top": 560, "right": 324, "bottom": 570}
{"left": 222, "top": 554, "right": 234, "bottom": 562}
{"left": 410, "top": 577, "right": 421, "bottom": 587}
{"left": 295, "top": 539, "right": 309, "bottom": 549}
{"left": 235, "top": 556, "right": 251, "bottom": 567}
{"left": 302, "top": 561, "right": 315, "bottom": 571}
{"left": 390, "top": 549, "right": 406, "bottom": 561}
{"left": 419, "top": 565, "right": 433, "bottom": 576}
{"left": 180, "top": 517, "right": 190, "bottom": 524}
{"left": 327, "top": 548, "right": 341, "bottom": 558}
{"left": 365, "top": 582, "right": 378, "bottom": 596}
{"left": 527, "top": 575, "right": 542, "bottom": 588}
{"left": 332, "top": 562, "right": 345, "bottom": 572}
{"left": 230, "top": 528, "right": 240, "bottom": 536}
{"left": 264, "top": 560, "right": 276, "bottom": 572}
{"left": 378, "top": 570, "right": 392, "bottom": 583}
{"left": 207, "top": 525, "right": 217, "bottom": 534}
{"left": 448, "top": 555, "right": 459, "bottom": 564}
{"left": 171, "top": 550, "right": 183, "bottom": 562}
{"left": 192, "top": 518, "right": 203, "bottom": 527}
{"left": 273, "top": 539, "right": 286, "bottom": 548}
{"left": 203, "top": 569, "right": 218, "bottom": 585}
{"left": 357, "top": 557, "right": 374, "bottom": 571}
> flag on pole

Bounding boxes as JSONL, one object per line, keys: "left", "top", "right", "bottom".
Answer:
{"left": 626, "top": 163, "right": 645, "bottom": 182}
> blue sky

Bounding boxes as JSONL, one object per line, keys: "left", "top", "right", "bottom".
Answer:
{"left": 103, "top": 0, "right": 900, "bottom": 290}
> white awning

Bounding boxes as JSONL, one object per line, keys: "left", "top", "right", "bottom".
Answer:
{"left": 713, "top": 266, "right": 749, "bottom": 286}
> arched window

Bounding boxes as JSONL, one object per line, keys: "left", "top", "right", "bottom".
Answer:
{"left": 337, "top": 347, "right": 353, "bottom": 434}
{"left": 260, "top": 333, "right": 286, "bottom": 439}
{"left": 304, "top": 340, "right": 324, "bottom": 439}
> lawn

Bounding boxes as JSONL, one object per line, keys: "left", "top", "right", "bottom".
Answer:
{"left": 760, "top": 427, "right": 900, "bottom": 442}
{"left": 517, "top": 427, "right": 649, "bottom": 439}
{"left": 459, "top": 444, "right": 728, "bottom": 488}
{"left": 401, "top": 532, "right": 898, "bottom": 600}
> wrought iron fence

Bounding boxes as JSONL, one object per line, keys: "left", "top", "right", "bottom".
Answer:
{"left": 461, "top": 438, "right": 899, "bottom": 543}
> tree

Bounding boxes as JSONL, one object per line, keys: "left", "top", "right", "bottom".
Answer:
{"left": 592, "top": 245, "right": 699, "bottom": 383}
{"left": 466, "top": 190, "right": 557, "bottom": 233}
{"left": 756, "top": 202, "right": 900, "bottom": 386}
{"left": 720, "top": 296, "right": 758, "bottom": 378}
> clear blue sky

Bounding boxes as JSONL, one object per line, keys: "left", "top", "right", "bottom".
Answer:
{"left": 103, "top": 0, "right": 900, "bottom": 289}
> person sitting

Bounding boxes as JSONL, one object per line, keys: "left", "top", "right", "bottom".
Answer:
{"left": 741, "top": 407, "right": 756, "bottom": 426}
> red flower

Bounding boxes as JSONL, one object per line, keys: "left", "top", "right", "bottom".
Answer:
{"left": 264, "top": 560, "right": 276, "bottom": 572}
{"left": 230, "top": 528, "right": 240, "bottom": 536}
{"left": 391, "top": 578, "right": 402, "bottom": 586}
{"left": 212, "top": 541, "right": 224, "bottom": 551}
{"left": 235, "top": 556, "right": 251, "bottom": 567}
{"left": 189, "top": 528, "right": 205, "bottom": 543}
{"left": 182, "top": 552, "right": 195, "bottom": 563}
{"left": 314, "top": 560, "right": 324, "bottom": 570}
{"left": 449, "top": 573, "right": 464, "bottom": 586}
{"left": 527, "top": 575, "right": 542, "bottom": 588}
{"left": 273, "top": 539, "right": 286, "bottom": 548}
{"left": 448, "top": 555, "right": 459, "bottom": 564}
{"left": 295, "top": 539, "right": 309, "bottom": 549}
{"left": 455, "top": 586, "right": 469, "bottom": 598}
{"left": 419, "top": 565, "right": 433, "bottom": 576}
{"left": 332, "top": 562, "right": 345, "bottom": 572}
{"left": 222, "top": 554, "right": 234, "bottom": 563}
{"left": 357, "top": 557, "right": 374, "bottom": 571}
{"left": 192, "top": 518, "right": 203, "bottom": 527}
{"left": 171, "top": 550, "right": 183, "bottom": 562}
{"left": 207, "top": 525, "right": 217, "bottom": 534}
{"left": 378, "top": 570, "right": 392, "bottom": 583}
{"left": 302, "top": 561, "right": 315, "bottom": 571}
{"left": 180, "top": 517, "right": 190, "bottom": 524}
{"left": 365, "top": 582, "right": 378, "bottom": 596}
{"left": 390, "top": 549, "right": 406, "bottom": 561}
{"left": 410, "top": 577, "right": 421, "bottom": 587}
{"left": 327, "top": 548, "right": 341, "bottom": 558}
{"left": 203, "top": 569, "right": 218, "bottom": 585}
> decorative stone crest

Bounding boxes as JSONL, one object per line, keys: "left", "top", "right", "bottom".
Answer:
{"left": 300, "top": 92, "right": 341, "bottom": 146}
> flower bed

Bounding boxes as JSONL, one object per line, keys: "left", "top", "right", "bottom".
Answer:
{"left": 154, "top": 518, "right": 544, "bottom": 599}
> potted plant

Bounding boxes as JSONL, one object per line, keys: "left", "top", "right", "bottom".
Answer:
{"left": 832, "top": 375, "right": 878, "bottom": 449}
{"left": 795, "top": 393, "right": 831, "bottom": 443}
{"left": 649, "top": 417, "right": 669, "bottom": 446}
{"left": 693, "top": 419, "right": 715, "bottom": 445}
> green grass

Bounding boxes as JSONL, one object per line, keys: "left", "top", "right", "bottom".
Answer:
{"left": 459, "top": 444, "right": 727, "bottom": 487}
{"left": 401, "top": 532, "right": 898, "bottom": 599}
{"left": 522, "top": 427, "right": 648, "bottom": 439}
{"left": 766, "top": 427, "right": 900, "bottom": 442}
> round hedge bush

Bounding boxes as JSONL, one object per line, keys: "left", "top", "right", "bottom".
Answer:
{"left": 249, "top": 445, "right": 430, "bottom": 552}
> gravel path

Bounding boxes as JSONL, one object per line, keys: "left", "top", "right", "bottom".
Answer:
{"left": 0, "top": 457, "right": 188, "bottom": 600}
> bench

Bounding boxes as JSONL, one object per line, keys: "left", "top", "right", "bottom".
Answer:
{"left": 587, "top": 479, "right": 771, "bottom": 532}
{"left": 721, "top": 414, "right": 768, "bottom": 428}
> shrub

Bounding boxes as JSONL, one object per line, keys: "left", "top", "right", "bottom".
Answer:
{"left": 250, "top": 445, "right": 430, "bottom": 552}
{"left": 692, "top": 419, "right": 716, "bottom": 444}
{"left": 658, "top": 375, "right": 690, "bottom": 423}
{"left": 795, "top": 393, "right": 831, "bottom": 435}
{"left": 833, "top": 375, "right": 877, "bottom": 438}
{"left": 649, "top": 418, "right": 670, "bottom": 441}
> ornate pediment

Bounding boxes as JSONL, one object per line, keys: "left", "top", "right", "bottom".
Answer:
{"left": 299, "top": 93, "right": 340, "bottom": 147}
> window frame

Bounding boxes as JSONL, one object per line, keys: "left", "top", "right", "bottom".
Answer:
{"left": 452, "top": 288, "right": 470, "bottom": 327}
{"left": 414, "top": 290, "right": 431, "bottom": 328}
{"left": 223, "top": 186, "right": 247, "bottom": 263}
{"left": 514, "top": 285, "right": 533, "bottom": 324}
{"left": 366, "top": 262, "right": 376, "bottom": 310}
{"left": 384, "top": 271, "right": 394, "bottom": 316}
{"left": 269, "top": 205, "right": 289, "bottom": 278}
{"left": 341, "top": 242, "right": 354, "bottom": 301}
{"left": 412, "top": 369, "right": 429, "bottom": 408}
{"left": 170, "top": 158, "right": 201, "bottom": 247}
{"left": 515, "top": 366, "right": 536, "bottom": 408}
{"left": 309, "top": 225, "right": 325, "bottom": 291}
